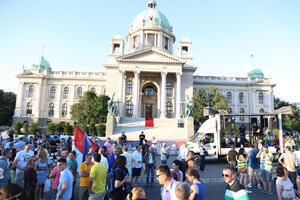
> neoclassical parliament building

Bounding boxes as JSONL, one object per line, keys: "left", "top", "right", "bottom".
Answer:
{"left": 13, "top": 0, "right": 275, "bottom": 128}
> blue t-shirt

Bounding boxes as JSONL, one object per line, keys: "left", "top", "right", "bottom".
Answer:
{"left": 56, "top": 168, "right": 73, "bottom": 200}
{"left": 194, "top": 183, "right": 205, "bottom": 200}
{"left": 248, "top": 149, "right": 260, "bottom": 169}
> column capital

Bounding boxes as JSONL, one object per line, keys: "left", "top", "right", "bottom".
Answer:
{"left": 161, "top": 71, "right": 167, "bottom": 77}
{"left": 134, "top": 70, "right": 140, "bottom": 75}
{"left": 176, "top": 72, "right": 182, "bottom": 76}
{"left": 119, "top": 69, "right": 125, "bottom": 74}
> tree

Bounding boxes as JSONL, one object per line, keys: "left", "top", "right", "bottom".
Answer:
{"left": 64, "top": 122, "right": 73, "bottom": 135}
{"left": 0, "top": 90, "right": 16, "bottom": 126}
{"left": 29, "top": 122, "right": 38, "bottom": 135}
{"left": 14, "top": 121, "right": 23, "bottom": 134}
{"left": 23, "top": 122, "right": 29, "bottom": 135}
{"left": 192, "top": 86, "right": 228, "bottom": 126}
{"left": 46, "top": 122, "right": 57, "bottom": 134}
{"left": 96, "top": 123, "right": 106, "bottom": 137}
{"left": 56, "top": 122, "right": 65, "bottom": 133}
{"left": 71, "top": 91, "right": 110, "bottom": 130}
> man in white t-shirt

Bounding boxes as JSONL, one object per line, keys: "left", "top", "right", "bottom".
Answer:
{"left": 151, "top": 136, "right": 158, "bottom": 154}
{"left": 132, "top": 145, "right": 143, "bottom": 186}
{"left": 13, "top": 142, "right": 34, "bottom": 187}
{"left": 98, "top": 147, "right": 109, "bottom": 169}
{"left": 293, "top": 146, "right": 300, "bottom": 168}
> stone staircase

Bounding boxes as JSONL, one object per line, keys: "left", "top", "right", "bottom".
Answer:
{"left": 111, "top": 117, "right": 188, "bottom": 141}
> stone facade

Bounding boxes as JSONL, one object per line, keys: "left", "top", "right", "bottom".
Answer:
{"left": 13, "top": 0, "right": 275, "bottom": 126}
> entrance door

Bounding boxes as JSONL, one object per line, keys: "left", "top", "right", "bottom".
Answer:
{"left": 145, "top": 104, "right": 153, "bottom": 119}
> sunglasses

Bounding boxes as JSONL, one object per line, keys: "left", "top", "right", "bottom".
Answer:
{"left": 222, "top": 174, "right": 230, "bottom": 178}
{"left": 156, "top": 174, "right": 163, "bottom": 178}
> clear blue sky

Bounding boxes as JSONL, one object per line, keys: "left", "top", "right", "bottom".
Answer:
{"left": 0, "top": 0, "right": 299, "bottom": 102}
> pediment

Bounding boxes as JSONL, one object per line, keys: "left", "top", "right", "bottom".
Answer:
{"left": 116, "top": 48, "right": 184, "bottom": 64}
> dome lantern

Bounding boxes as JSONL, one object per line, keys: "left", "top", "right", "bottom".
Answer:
{"left": 147, "top": 0, "right": 157, "bottom": 8}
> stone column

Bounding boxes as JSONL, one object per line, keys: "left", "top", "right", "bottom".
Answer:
{"left": 55, "top": 85, "right": 62, "bottom": 119}
{"left": 35, "top": 83, "right": 42, "bottom": 119}
{"left": 269, "top": 91, "right": 273, "bottom": 111}
{"left": 252, "top": 90, "right": 256, "bottom": 113}
{"left": 14, "top": 82, "right": 24, "bottom": 117}
{"left": 118, "top": 70, "right": 125, "bottom": 117}
{"left": 234, "top": 90, "right": 238, "bottom": 113}
{"left": 176, "top": 72, "right": 182, "bottom": 118}
{"left": 160, "top": 72, "right": 167, "bottom": 118}
{"left": 133, "top": 71, "right": 140, "bottom": 117}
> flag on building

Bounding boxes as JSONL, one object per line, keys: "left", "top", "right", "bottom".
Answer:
{"left": 73, "top": 126, "right": 99, "bottom": 164}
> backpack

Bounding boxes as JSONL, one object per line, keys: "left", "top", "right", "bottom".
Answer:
{"left": 106, "top": 168, "right": 128, "bottom": 193}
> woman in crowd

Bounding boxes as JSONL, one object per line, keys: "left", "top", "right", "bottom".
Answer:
{"left": 126, "top": 187, "right": 146, "bottom": 200}
{"left": 276, "top": 166, "right": 295, "bottom": 200}
{"left": 110, "top": 156, "right": 130, "bottom": 200}
{"left": 36, "top": 149, "right": 52, "bottom": 200}
{"left": 185, "top": 168, "right": 205, "bottom": 200}
{"left": 0, "top": 183, "right": 23, "bottom": 200}
{"left": 24, "top": 156, "right": 38, "bottom": 200}
{"left": 236, "top": 148, "right": 251, "bottom": 193}
{"left": 171, "top": 160, "right": 183, "bottom": 182}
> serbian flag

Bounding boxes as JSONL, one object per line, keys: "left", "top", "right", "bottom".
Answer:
{"left": 73, "top": 126, "right": 99, "bottom": 164}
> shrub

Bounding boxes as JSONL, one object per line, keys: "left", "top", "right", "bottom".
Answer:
{"left": 96, "top": 123, "right": 106, "bottom": 137}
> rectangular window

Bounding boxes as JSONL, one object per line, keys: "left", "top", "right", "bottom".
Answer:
{"left": 164, "top": 37, "right": 169, "bottom": 50}
{"left": 145, "top": 33, "right": 155, "bottom": 47}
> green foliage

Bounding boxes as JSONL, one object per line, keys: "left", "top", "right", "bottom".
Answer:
{"left": 23, "top": 122, "right": 29, "bottom": 134}
{"left": 14, "top": 121, "right": 23, "bottom": 134}
{"left": 71, "top": 91, "right": 110, "bottom": 129}
{"left": 64, "top": 122, "right": 73, "bottom": 135}
{"left": 96, "top": 123, "right": 106, "bottom": 137}
{"left": 88, "top": 121, "right": 96, "bottom": 136}
{"left": 46, "top": 122, "right": 57, "bottom": 134}
{"left": 29, "top": 122, "right": 38, "bottom": 135}
{"left": 0, "top": 90, "right": 16, "bottom": 126}
{"left": 56, "top": 122, "right": 65, "bottom": 133}
{"left": 275, "top": 97, "right": 300, "bottom": 131}
{"left": 192, "top": 86, "right": 228, "bottom": 126}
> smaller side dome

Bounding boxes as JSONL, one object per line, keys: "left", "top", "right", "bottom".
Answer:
{"left": 247, "top": 68, "right": 264, "bottom": 78}
{"left": 31, "top": 56, "right": 52, "bottom": 71}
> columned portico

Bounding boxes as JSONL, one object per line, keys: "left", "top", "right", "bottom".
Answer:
{"left": 160, "top": 72, "right": 167, "bottom": 118}
{"left": 176, "top": 72, "right": 182, "bottom": 118}
{"left": 118, "top": 70, "right": 125, "bottom": 116}
{"left": 133, "top": 70, "right": 140, "bottom": 117}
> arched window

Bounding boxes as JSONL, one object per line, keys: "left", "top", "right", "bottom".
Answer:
{"left": 239, "top": 92, "right": 244, "bottom": 104}
{"left": 127, "top": 80, "right": 133, "bottom": 93}
{"left": 48, "top": 103, "right": 54, "bottom": 117}
{"left": 259, "top": 108, "right": 264, "bottom": 113}
{"left": 166, "top": 82, "right": 173, "bottom": 96}
{"left": 61, "top": 103, "right": 67, "bottom": 117}
{"left": 166, "top": 101, "right": 173, "bottom": 118}
{"left": 28, "top": 85, "right": 34, "bottom": 97}
{"left": 259, "top": 92, "right": 264, "bottom": 104}
{"left": 50, "top": 86, "right": 56, "bottom": 99}
{"left": 77, "top": 87, "right": 82, "bottom": 98}
{"left": 26, "top": 102, "right": 32, "bottom": 114}
{"left": 126, "top": 100, "right": 133, "bottom": 117}
{"left": 143, "top": 86, "right": 157, "bottom": 96}
{"left": 91, "top": 87, "right": 96, "bottom": 93}
{"left": 240, "top": 108, "right": 245, "bottom": 121}
{"left": 63, "top": 87, "right": 69, "bottom": 99}
{"left": 227, "top": 91, "right": 232, "bottom": 103}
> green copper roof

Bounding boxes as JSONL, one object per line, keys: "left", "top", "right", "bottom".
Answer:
{"left": 31, "top": 56, "right": 52, "bottom": 71}
{"left": 248, "top": 68, "right": 264, "bottom": 78}
{"left": 133, "top": 8, "right": 171, "bottom": 30}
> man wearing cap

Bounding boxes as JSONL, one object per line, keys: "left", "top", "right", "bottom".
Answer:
{"left": 0, "top": 148, "right": 11, "bottom": 189}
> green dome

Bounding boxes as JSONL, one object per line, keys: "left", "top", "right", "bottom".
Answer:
{"left": 132, "top": 1, "right": 171, "bottom": 30}
{"left": 31, "top": 56, "right": 52, "bottom": 71}
{"left": 248, "top": 68, "right": 264, "bottom": 78}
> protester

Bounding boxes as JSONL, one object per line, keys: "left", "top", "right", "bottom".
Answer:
{"left": 98, "top": 147, "right": 109, "bottom": 169}
{"left": 278, "top": 146, "right": 298, "bottom": 187}
{"left": 156, "top": 164, "right": 178, "bottom": 200}
{"left": 121, "top": 146, "right": 135, "bottom": 181}
{"left": 88, "top": 153, "right": 107, "bottom": 200}
{"left": 0, "top": 183, "right": 23, "bottom": 200}
{"left": 185, "top": 168, "right": 205, "bottom": 200}
{"left": 223, "top": 167, "right": 249, "bottom": 200}
{"left": 0, "top": 149, "right": 11, "bottom": 189}
{"left": 179, "top": 142, "right": 188, "bottom": 161}
{"left": 109, "top": 156, "right": 130, "bottom": 200}
{"left": 141, "top": 139, "right": 150, "bottom": 160}
{"left": 227, "top": 145, "right": 237, "bottom": 171}
{"left": 13, "top": 142, "right": 34, "bottom": 187}
{"left": 49, "top": 163, "right": 63, "bottom": 200}
{"left": 293, "top": 146, "right": 300, "bottom": 168}
{"left": 108, "top": 148, "right": 119, "bottom": 173}
{"left": 236, "top": 148, "right": 251, "bottom": 193}
{"left": 139, "top": 132, "right": 145, "bottom": 146}
{"left": 36, "top": 149, "right": 52, "bottom": 200}
{"left": 132, "top": 145, "right": 143, "bottom": 187}
{"left": 24, "top": 156, "right": 37, "bottom": 200}
{"left": 256, "top": 146, "right": 274, "bottom": 195}
{"left": 79, "top": 153, "right": 94, "bottom": 200}
{"left": 171, "top": 160, "right": 183, "bottom": 182}
{"left": 198, "top": 141, "right": 207, "bottom": 172}
{"left": 175, "top": 183, "right": 191, "bottom": 200}
{"left": 120, "top": 132, "right": 127, "bottom": 146}
{"left": 151, "top": 136, "right": 158, "bottom": 154}
{"left": 67, "top": 151, "right": 78, "bottom": 200}
{"left": 126, "top": 187, "right": 146, "bottom": 200}
{"left": 57, "top": 158, "right": 73, "bottom": 200}
{"left": 104, "top": 137, "right": 112, "bottom": 156}
{"left": 247, "top": 145, "right": 262, "bottom": 189}
{"left": 144, "top": 146, "right": 156, "bottom": 186}
{"left": 160, "top": 143, "right": 170, "bottom": 165}
{"left": 117, "top": 138, "right": 123, "bottom": 149}
{"left": 276, "top": 166, "right": 295, "bottom": 200}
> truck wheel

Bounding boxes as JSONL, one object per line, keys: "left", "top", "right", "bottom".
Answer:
{"left": 194, "top": 154, "right": 201, "bottom": 165}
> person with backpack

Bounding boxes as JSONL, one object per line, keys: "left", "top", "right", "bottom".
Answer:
{"left": 107, "top": 156, "right": 130, "bottom": 200}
